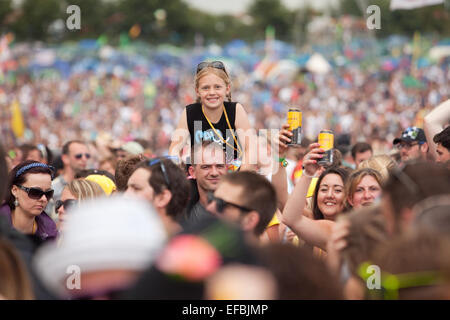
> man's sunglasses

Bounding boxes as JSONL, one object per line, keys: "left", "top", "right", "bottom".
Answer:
{"left": 16, "top": 185, "right": 54, "bottom": 200}
{"left": 55, "top": 199, "right": 78, "bottom": 212}
{"left": 207, "top": 192, "right": 252, "bottom": 213}
{"left": 395, "top": 142, "right": 422, "bottom": 150}
{"left": 148, "top": 156, "right": 179, "bottom": 188}
{"left": 196, "top": 61, "right": 227, "bottom": 75}
{"left": 75, "top": 153, "right": 91, "bottom": 160}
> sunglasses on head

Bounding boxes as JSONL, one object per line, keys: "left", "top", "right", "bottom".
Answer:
{"left": 148, "top": 156, "right": 179, "bottom": 188}
{"left": 55, "top": 199, "right": 78, "bottom": 212}
{"left": 16, "top": 185, "right": 54, "bottom": 200}
{"left": 207, "top": 192, "right": 252, "bottom": 213}
{"left": 196, "top": 61, "right": 227, "bottom": 75}
{"left": 75, "top": 153, "right": 91, "bottom": 160}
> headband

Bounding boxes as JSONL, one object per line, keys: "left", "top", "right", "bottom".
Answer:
{"left": 16, "top": 163, "right": 55, "bottom": 179}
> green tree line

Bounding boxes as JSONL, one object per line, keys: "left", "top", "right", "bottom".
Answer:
{"left": 0, "top": 0, "right": 449, "bottom": 45}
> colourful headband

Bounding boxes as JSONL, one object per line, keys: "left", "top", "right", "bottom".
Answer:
{"left": 16, "top": 163, "right": 55, "bottom": 179}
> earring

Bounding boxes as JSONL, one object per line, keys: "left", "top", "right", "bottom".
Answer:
{"left": 14, "top": 198, "right": 19, "bottom": 207}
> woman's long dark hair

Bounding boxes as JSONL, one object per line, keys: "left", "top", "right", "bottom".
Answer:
{"left": 312, "top": 166, "right": 350, "bottom": 220}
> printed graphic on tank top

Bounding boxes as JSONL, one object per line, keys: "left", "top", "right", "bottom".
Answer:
{"left": 186, "top": 102, "right": 241, "bottom": 164}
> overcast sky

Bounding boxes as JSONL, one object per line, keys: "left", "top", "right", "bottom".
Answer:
{"left": 183, "top": 0, "right": 340, "bottom": 14}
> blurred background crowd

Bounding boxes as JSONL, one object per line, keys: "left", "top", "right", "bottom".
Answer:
{"left": 1, "top": 0, "right": 450, "bottom": 302}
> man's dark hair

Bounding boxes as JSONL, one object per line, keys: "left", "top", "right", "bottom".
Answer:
{"left": 433, "top": 126, "right": 450, "bottom": 150}
{"left": 351, "top": 142, "right": 373, "bottom": 160}
{"left": 61, "top": 140, "right": 86, "bottom": 155}
{"left": 384, "top": 162, "right": 450, "bottom": 225}
{"left": 222, "top": 171, "right": 277, "bottom": 236}
{"left": 19, "top": 144, "right": 42, "bottom": 160}
{"left": 135, "top": 158, "right": 190, "bottom": 221}
{"left": 115, "top": 155, "right": 143, "bottom": 191}
{"left": 257, "top": 243, "right": 343, "bottom": 299}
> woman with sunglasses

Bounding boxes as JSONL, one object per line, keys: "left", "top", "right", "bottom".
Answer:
{"left": 0, "top": 160, "right": 57, "bottom": 242}
{"left": 56, "top": 179, "right": 105, "bottom": 231}
{"left": 169, "top": 61, "right": 255, "bottom": 171}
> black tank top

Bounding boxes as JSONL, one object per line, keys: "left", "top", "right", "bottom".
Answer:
{"left": 186, "top": 102, "right": 240, "bottom": 163}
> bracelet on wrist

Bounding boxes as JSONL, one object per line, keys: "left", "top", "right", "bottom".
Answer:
{"left": 278, "top": 157, "right": 288, "bottom": 168}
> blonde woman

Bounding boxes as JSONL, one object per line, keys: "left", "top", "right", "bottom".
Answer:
{"left": 56, "top": 179, "right": 105, "bottom": 231}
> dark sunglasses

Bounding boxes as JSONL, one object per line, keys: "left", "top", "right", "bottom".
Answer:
{"left": 75, "top": 153, "right": 91, "bottom": 160}
{"left": 55, "top": 199, "right": 78, "bottom": 212}
{"left": 148, "top": 157, "right": 179, "bottom": 188}
{"left": 16, "top": 185, "right": 54, "bottom": 200}
{"left": 207, "top": 192, "right": 252, "bottom": 213}
{"left": 196, "top": 61, "right": 227, "bottom": 75}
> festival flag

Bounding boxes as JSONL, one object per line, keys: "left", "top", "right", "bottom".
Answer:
{"left": 390, "top": 0, "right": 444, "bottom": 10}
{"left": 10, "top": 99, "right": 25, "bottom": 139}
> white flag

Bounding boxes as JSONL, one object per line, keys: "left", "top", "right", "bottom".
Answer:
{"left": 390, "top": 0, "right": 444, "bottom": 10}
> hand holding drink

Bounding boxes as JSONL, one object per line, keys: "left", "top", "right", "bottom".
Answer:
{"left": 317, "top": 130, "right": 334, "bottom": 166}
{"left": 287, "top": 108, "right": 302, "bottom": 147}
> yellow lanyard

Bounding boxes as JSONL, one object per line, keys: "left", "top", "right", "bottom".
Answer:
{"left": 202, "top": 104, "right": 243, "bottom": 157}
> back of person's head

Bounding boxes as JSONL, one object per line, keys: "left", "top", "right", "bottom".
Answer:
{"left": 221, "top": 171, "right": 277, "bottom": 236}
{"left": 115, "top": 155, "right": 143, "bottom": 191}
{"left": 0, "top": 239, "right": 34, "bottom": 300}
{"left": 0, "top": 143, "right": 8, "bottom": 202}
{"left": 5, "top": 160, "right": 54, "bottom": 211}
{"left": 384, "top": 162, "right": 450, "bottom": 228}
{"left": 65, "top": 179, "right": 105, "bottom": 200}
{"left": 61, "top": 140, "right": 85, "bottom": 156}
{"left": 412, "top": 195, "right": 450, "bottom": 239}
{"left": 33, "top": 196, "right": 167, "bottom": 299}
{"left": 20, "top": 144, "right": 42, "bottom": 162}
{"left": 351, "top": 142, "right": 373, "bottom": 161}
{"left": 257, "top": 243, "right": 343, "bottom": 299}
{"left": 312, "top": 166, "right": 350, "bottom": 220}
{"left": 433, "top": 126, "right": 450, "bottom": 151}
{"left": 358, "top": 154, "right": 397, "bottom": 183}
{"left": 340, "top": 205, "right": 388, "bottom": 279}
{"left": 370, "top": 230, "right": 450, "bottom": 299}
{"left": 135, "top": 158, "right": 190, "bottom": 221}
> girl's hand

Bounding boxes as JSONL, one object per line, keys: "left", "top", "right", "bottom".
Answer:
{"left": 276, "top": 123, "right": 293, "bottom": 158}
{"left": 302, "top": 143, "right": 324, "bottom": 177}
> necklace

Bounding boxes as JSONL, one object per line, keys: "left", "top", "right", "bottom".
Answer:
{"left": 201, "top": 104, "right": 243, "bottom": 157}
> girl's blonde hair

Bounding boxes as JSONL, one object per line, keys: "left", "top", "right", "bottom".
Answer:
{"left": 195, "top": 66, "right": 232, "bottom": 103}
{"left": 358, "top": 154, "right": 397, "bottom": 184}
{"left": 66, "top": 179, "right": 105, "bottom": 201}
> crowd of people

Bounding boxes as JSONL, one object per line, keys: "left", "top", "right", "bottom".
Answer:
{"left": 0, "top": 58, "right": 450, "bottom": 301}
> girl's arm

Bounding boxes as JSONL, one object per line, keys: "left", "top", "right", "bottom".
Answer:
{"left": 234, "top": 103, "right": 257, "bottom": 171}
{"left": 281, "top": 143, "right": 333, "bottom": 250}
{"left": 169, "top": 108, "right": 190, "bottom": 159}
